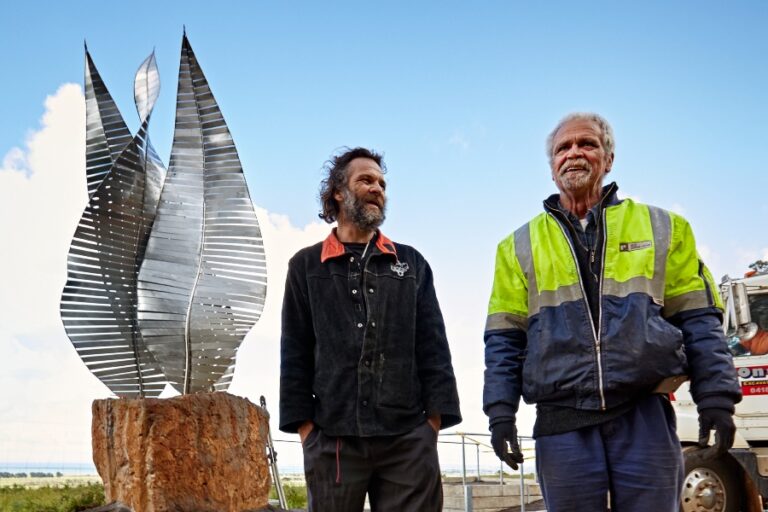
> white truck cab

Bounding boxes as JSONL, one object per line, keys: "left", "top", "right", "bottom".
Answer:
{"left": 674, "top": 261, "right": 768, "bottom": 512}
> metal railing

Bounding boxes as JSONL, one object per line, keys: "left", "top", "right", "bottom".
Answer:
{"left": 438, "top": 431, "right": 536, "bottom": 512}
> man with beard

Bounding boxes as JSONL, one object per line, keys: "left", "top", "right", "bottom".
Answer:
{"left": 483, "top": 113, "right": 741, "bottom": 511}
{"left": 280, "top": 147, "right": 461, "bottom": 512}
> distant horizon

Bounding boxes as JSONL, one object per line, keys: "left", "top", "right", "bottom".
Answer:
{"left": 0, "top": 462, "right": 527, "bottom": 478}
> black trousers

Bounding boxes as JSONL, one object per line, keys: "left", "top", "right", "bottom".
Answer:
{"left": 302, "top": 421, "right": 442, "bottom": 512}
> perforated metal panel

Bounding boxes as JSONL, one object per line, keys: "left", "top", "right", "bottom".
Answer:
{"left": 137, "top": 35, "right": 266, "bottom": 394}
{"left": 62, "top": 51, "right": 167, "bottom": 397}
{"left": 62, "top": 36, "right": 266, "bottom": 397}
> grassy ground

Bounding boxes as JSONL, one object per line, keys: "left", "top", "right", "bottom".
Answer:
{"left": 0, "top": 474, "right": 532, "bottom": 511}
{"left": 0, "top": 483, "right": 104, "bottom": 512}
{"left": 0, "top": 479, "right": 308, "bottom": 512}
{"left": 271, "top": 484, "right": 308, "bottom": 509}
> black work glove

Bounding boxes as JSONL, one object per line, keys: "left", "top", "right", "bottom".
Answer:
{"left": 490, "top": 419, "right": 524, "bottom": 470}
{"left": 698, "top": 408, "right": 736, "bottom": 456}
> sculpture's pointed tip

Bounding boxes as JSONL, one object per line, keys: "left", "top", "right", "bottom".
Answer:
{"left": 84, "top": 39, "right": 89, "bottom": 53}
{"left": 183, "top": 25, "right": 187, "bottom": 37}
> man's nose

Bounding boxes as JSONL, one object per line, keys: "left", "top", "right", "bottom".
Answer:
{"left": 369, "top": 182, "right": 383, "bottom": 195}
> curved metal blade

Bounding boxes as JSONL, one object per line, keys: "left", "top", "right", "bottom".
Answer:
{"left": 137, "top": 34, "right": 267, "bottom": 394}
{"left": 62, "top": 56, "right": 168, "bottom": 397}
{"left": 134, "top": 51, "right": 167, "bottom": 222}
{"left": 84, "top": 47, "right": 132, "bottom": 197}
{"left": 134, "top": 51, "right": 160, "bottom": 124}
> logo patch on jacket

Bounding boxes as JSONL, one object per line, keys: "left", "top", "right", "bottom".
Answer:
{"left": 391, "top": 261, "right": 409, "bottom": 276}
{"left": 619, "top": 240, "right": 652, "bottom": 252}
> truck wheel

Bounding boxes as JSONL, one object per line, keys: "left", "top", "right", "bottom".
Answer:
{"left": 680, "top": 448, "right": 742, "bottom": 512}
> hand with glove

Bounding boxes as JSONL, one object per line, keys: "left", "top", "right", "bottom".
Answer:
{"left": 698, "top": 408, "right": 736, "bottom": 456}
{"left": 491, "top": 418, "right": 524, "bottom": 470}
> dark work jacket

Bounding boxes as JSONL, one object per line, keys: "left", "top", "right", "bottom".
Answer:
{"left": 279, "top": 229, "right": 462, "bottom": 436}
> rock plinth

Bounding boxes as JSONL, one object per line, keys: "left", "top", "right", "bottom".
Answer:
{"left": 92, "top": 392, "right": 271, "bottom": 512}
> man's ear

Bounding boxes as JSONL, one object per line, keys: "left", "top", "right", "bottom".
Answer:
{"left": 605, "top": 152, "right": 614, "bottom": 173}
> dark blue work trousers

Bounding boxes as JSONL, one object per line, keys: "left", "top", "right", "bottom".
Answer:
{"left": 535, "top": 395, "right": 684, "bottom": 512}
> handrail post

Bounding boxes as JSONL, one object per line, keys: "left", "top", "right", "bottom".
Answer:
{"left": 464, "top": 483, "right": 473, "bottom": 512}
{"left": 461, "top": 433, "right": 467, "bottom": 486}
{"left": 475, "top": 442, "right": 480, "bottom": 482}
{"left": 519, "top": 435, "right": 525, "bottom": 512}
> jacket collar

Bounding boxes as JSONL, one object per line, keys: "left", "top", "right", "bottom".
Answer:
{"left": 543, "top": 181, "right": 620, "bottom": 217}
{"left": 320, "top": 229, "right": 397, "bottom": 263}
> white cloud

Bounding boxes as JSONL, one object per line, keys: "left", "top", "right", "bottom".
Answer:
{"left": 0, "top": 83, "right": 87, "bottom": 339}
{"left": 0, "top": 82, "right": 331, "bottom": 468}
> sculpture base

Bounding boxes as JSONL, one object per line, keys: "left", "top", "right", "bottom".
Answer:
{"left": 92, "top": 392, "right": 271, "bottom": 512}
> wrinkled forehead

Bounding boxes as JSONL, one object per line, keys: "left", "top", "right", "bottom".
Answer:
{"left": 553, "top": 119, "right": 603, "bottom": 145}
{"left": 346, "top": 157, "right": 385, "bottom": 180}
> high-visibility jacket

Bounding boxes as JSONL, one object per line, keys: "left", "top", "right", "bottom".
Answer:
{"left": 484, "top": 193, "right": 741, "bottom": 415}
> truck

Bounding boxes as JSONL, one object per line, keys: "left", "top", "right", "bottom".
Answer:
{"left": 673, "top": 260, "right": 768, "bottom": 512}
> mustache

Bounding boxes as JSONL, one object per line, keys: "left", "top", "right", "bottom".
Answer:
{"left": 559, "top": 158, "right": 592, "bottom": 174}
{"left": 363, "top": 194, "right": 385, "bottom": 208}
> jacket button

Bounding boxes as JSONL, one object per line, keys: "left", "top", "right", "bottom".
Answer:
{"left": 362, "top": 400, "right": 368, "bottom": 406}
{"left": 371, "top": 321, "right": 376, "bottom": 327}
{"left": 352, "top": 289, "right": 358, "bottom": 294}
{"left": 364, "top": 359, "right": 371, "bottom": 367}
{"left": 368, "top": 288, "right": 374, "bottom": 294}
{"left": 357, "top": 323, "right": 363, "bottom": 328}
{"left": 350, "top": 256, "right": 355, "bottom": 262}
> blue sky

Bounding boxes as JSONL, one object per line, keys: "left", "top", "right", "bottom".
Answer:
{"left": 1, "top": 1, "right": 767, "bottom": 470}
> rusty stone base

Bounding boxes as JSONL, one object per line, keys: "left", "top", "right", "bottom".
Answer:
{"left": 92, "top": 392, "right": 271, "bottom": 512}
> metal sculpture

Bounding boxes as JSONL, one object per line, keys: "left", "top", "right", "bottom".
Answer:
{"left": 61, "top": 34, "right": 265, "bottom": 397}
{"left": 137, "top": 35, "right": 266, "bottom": 394}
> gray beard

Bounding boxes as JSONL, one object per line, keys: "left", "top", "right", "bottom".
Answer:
{"left": 341, "top": 189, "right": 386, "bottom": 232}
{"left": 558, "top": 158, "right": 593, "bottom": 191}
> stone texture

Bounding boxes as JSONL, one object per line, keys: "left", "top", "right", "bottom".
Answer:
{"left": 92, "top": 392, "right": 271, "bottom": 512}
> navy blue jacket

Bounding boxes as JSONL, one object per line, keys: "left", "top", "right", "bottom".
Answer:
{"left": 484, "top": 186, "right": 741, "bottom": 425}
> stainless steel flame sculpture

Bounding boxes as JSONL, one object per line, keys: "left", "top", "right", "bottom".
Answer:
{"left": 61, "top": 34, "right": 266, "bottom": 397}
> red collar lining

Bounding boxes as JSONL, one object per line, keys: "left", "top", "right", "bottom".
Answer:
{"left": 320, "top": 230, "right": 397, "bottom": 262}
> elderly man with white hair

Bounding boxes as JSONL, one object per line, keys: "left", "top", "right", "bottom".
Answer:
{"left": 483, "top": 113, "right": 741, "bottom": 511}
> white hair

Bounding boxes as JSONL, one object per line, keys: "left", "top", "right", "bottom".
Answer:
{"left": 546, "top": 112, "right": 615, "bottom": 165}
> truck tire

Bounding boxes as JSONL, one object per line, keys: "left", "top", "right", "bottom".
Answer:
{"left": 680, "top": 448, "right": 743, "bottom": 512}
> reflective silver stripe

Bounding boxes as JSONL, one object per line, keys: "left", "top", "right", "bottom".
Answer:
{"left": 516, "top": 222, "right": 585, "bottom": 316}
{"left": 602, "top": 276, "right": 658, "bottom": 300}
{"left": 485, "top": 312, "right": 528, "bottom": 332}
{"left": 514, "top": 223, "right": 536, "bottom": 295}
{"left": 663, "top": 289, "right": 712, "bottom": 318}
{"left": 600, "top": 206, "right": 670, "bottom": 303}
{"left": 647, "top": 205, "right": 671, "bottom": 304}
{"left": 530, "top": 283, "right": 583, "bottom": 316}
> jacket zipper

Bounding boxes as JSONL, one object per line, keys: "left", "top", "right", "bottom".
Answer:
{"left": 546, "top": 209, "right": 608, "bottom": 410}
{"left": 596, "top": 214, "right": 608, "bottom": 410}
